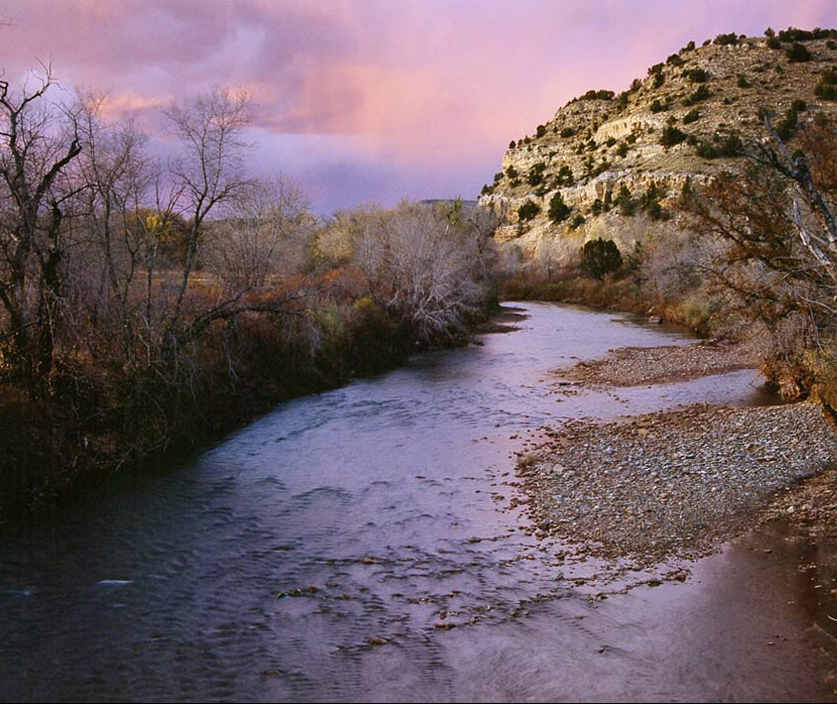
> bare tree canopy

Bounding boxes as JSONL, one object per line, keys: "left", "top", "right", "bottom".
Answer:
{"left": 0, "top": 66, "right": 82, "bottom": 388}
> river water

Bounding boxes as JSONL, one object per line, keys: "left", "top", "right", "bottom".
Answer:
{"left": 1, "top": 302, "right": 833, "bottom": 702}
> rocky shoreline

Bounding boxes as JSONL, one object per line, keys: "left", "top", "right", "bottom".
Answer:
{"left": 517, "top": 341, "right": 837, "bottom": 568}
{"left": 550, "top": 337, "right": 758, "bottom": 388}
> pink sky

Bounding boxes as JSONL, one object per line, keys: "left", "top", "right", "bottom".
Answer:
{"left": 2, "top": 0, "right": 836, "bottom": 213}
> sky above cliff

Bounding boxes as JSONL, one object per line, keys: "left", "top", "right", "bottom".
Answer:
{"left": 2, "top": 0, "right": 836, "bottom": 214}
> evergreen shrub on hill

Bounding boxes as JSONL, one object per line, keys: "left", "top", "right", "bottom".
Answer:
{"left": 518, "top": 200, "right": 540, "bottom": 221}
{"left": 815, "top": 69, "right": 837, "bottom": 100}
{"left": 787, "top": 43, "right": 812, "bottom": 62}
{"left": 548, "top": 192, "right": 570, "bottom": 223}
{"left": 660, "top": 125, "right": 688, "bottom": 147}
{"left": 686, "top": 68, "right": 709, "bottom": 83}
{"left": 683, "top": 108, "right": 701, "bottom": 124}
{"left": 683, "top": 85, "right": 711, "bottom": 106}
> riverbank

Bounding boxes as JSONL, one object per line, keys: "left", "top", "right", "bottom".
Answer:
{"left": 516, "top": 340, "right": 837, "bottom": 570}
{"left": 0, "top": 300, "right": 497, "bottom": 535}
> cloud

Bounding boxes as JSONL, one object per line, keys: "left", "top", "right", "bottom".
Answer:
{"left": 1, "top": 0, "right": 835, "bottom": 211}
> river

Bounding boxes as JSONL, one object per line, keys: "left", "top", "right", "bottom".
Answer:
{"left": 1, "top": 302, "right": 833, "bottom": 701}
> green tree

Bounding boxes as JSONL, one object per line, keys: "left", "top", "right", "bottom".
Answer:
{"left": 548, "top": 192, "right": 571, "bottom": 223}
{"left": 580, "top": 239, "right": 623, "bottom": 279}
{"left": 517, "top": 200, "right": 540, "bottom": 221}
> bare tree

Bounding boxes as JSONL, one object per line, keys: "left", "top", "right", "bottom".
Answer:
{"left": 0, "top": 67, "right": 82, "bottom": 388}
{"left": 351, "top": 201, "right": 496, "bottom": 343}
{"left": 74, "top": 94, "right": 151, "bottom": 325}
{"left": 204, "top": 175, "right": 314, "bottom": 293}
{"left": 163, "top": 87, "right": 252, "bottom": 340}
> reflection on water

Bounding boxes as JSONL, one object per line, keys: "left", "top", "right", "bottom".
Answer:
{"left": 0, "top": 303, "right": 832, "bottom": 702}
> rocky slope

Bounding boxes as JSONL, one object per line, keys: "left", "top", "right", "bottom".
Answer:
{"left": 480, "top": 29, "right": 837, "bottom": 265}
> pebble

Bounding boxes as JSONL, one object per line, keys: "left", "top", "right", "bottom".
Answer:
{"left": 518, "top": 401, "right": 837, "bottom": 566}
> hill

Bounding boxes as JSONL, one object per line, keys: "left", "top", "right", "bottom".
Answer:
{"left": 479, "top": 28, "right": 837, "bottom": 265}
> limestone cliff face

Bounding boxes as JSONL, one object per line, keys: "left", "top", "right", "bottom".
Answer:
{"left": 480, "top": 33, "right": 837, "bottom": 264}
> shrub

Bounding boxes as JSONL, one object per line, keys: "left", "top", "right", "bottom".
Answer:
{"left": 616, "top": 92, "right": 629, "bottom": 111}
{"left": 777, "top": 101, "right": 806, "bottom": 140}
{"left": 683, "top": 85, "right": 711, "bottom": 106}
{"left": 777, "top": 27, "right": 823, "bottom": 42}
{"left": 616, "top": 142, "right": 629, "bottom": 157}
{"left": 767, "top": 37, "right": 782, "bottom": 50}
{"left": 480, "top": 184, "right": 493, "bottom": 196}
{"left": 816, "top": 82, "right": 837, "bottom": 100}
{"left": 642, "top": 182, "right": 667, "bottom": 220}
{"left": 686, "top": 67, "right": 710, "bottom": 83}
{"left": 815, "top": 70, "right": 837, "bottom": 100}
{"left": 509, "top": 140, "right": 516, "bottom": 149}
{"left": 569, "top": 213, "right": 585, "bottom": 230}
{"left": 650, "top": 99, "right": 668, "bottom": 113}
{"left": 695, "top": 133, "right": 742, "bottom": 158}
{"left": 617, "top": 184, "right": 637, "bottom": 215}
{"left": 493, "top": 171, "right": 503, "bottom": 182}
{"left": 787, "top": 42, "right": 812, "bottom": 62}
{"left": 714, "top": 32, "right": 738, "bottom": 46}
{"left": 606, "top": 136, "right": 617, "bottom": 147}
{"left": 536, "top": 124, "right": 547, "bottom": 138}
{"left": 518, "top": 200, "right": 540, "bottom": 221}
{"left": 560, "top": 126, "right": 576, "bottom": 138}
{"left": 660, "top": 125, "right": 687, "bottom": 147}
{"left": 737, "top": 74, "right": 751, "bottom": 88}
{"left": 591, "top": 198, "right": 602, "bottom": 216}
{"left": 814, "top": 81, "right": 837, "bottom": 100}
{"left": 682, "top": 108, "right": 700, "bottom": 123}
{"left": 505, "top": 165, "right": 519, "bottom": 179}
{"left": 577, "top": 89, "right": 615, "bottom": 102}
{"left": 668, "top": 53, "right": 685, "bottom": 66}
{"left": 648, "top": 62, "right": 664, "bottom": 76}
{"left": 680, "top": 41, "right": 695, "bottom": 53}
{"left": 527, "top": 162, "right": 546, "bottom": 186}
{"left": 556, "top": 164, "right": 575, "bottom": 186}
{"left": 580, "top": 238, "right": 623, "bottom": 279}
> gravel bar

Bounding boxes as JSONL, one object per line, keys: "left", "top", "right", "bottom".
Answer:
{"left": 519, "top": 401, "right": 837, "bottom": 566}
{"left": 551, "top": 339, "right": 757, "bottom": 388}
